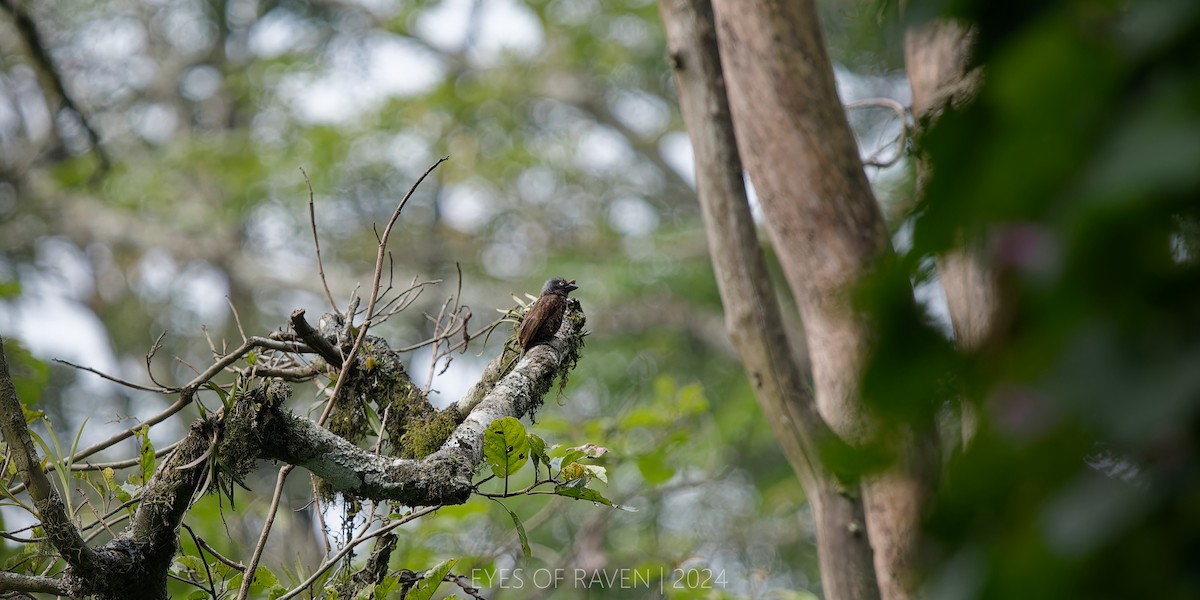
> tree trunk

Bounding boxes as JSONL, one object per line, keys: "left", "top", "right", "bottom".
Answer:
{"left": 905, "top": 20, "right": 995, "bottom": 444}
{"left": 658, "top": 2, "right": 879, "bottom": 599}
{"left": 708, "top": 2, "right": 930, "bottom": 598}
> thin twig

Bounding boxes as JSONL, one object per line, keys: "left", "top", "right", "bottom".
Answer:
{"left": 63, "top": 441, "right": 181, "bottom": 472}
{"left": 452, "top": 262, "right": 463, "bottom": 316}
{"left": 53, "top": 359, "right": 173, "bottom": 394}
{"left": 302, "top": 167, "right": 341, "bottom": 316}
{"left": 404, "top": 314, "right": 505, "bottom": 354}
{"left": 277, "top": 506, "right": 439, "bottom": 600}
{"left": 78, "top": 489, "right": 118, "bottom": 539}
{"left": 237, "top": 464, "right": 295, "bottom": 600}
{"left": 316, "top": 157, "right": 448, "bottom": 427}
{"left": 227, "top": 296, "right": 248, "bottom": 342}
{"left": 145, "top": 331, "right": 174, "bottom": 390}
{"left": 375, "top": 278, "right": 441, "bottom": 322}
{"left": 181, "top": 523, "right": 220, "bottom": 599}
{"left": 312, "top": 496, "right": 333, "bottom": 558}
{"left": 424, "top": 296, "right": 454, "bottom": 392}
{"left": 233, "top": 364, "right": 321, "bottom": 381}
{"left": 82, "top": 507, "right": 132, "bottom": 544}
{"left": 845, "top": 97, "right": 910, "bottom": 168}
{"left": 70, "top": 336, "right": 285, "bottom": 462}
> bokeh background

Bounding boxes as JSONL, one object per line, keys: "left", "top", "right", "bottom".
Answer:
{"left": 1, "top": 1, "right": 907, "bottom": 596}
{"left": 3, "top": 0, "right": 1200, "bottom": 598}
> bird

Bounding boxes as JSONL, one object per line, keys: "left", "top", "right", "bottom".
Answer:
{"left": 518, "top": 277, "right": 578, "bottom": 351}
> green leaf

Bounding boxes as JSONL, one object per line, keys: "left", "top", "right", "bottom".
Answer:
{"left": 584, "top": 464, "right": 608, "bottom": 484}
{"left": 484, "top": 417, "right": 529, "bottom": 478}
{"left": 551, "top": 444, "right": 607, "bottom": 475}
{"left": 620, "top": 406, "right": 671, "bottom": 429}
{"left": 102, "top": 467, "right": 133, "bottom": 503}
{"left": 553, "top": 484, "right": 637, "bottom": 512}
{"left": 560, "top": 462, "right": 588, "bottom": 483}
{"left": 406, "top": 558, "right": 457, "bottom": 600}
{"left": 555, "top": 484, "right": 611, "bottom": 504}
{"left": 206, "top": 382, "right": 231, "bottom": 411}
{"left": 499, "top": 502, "right": 531, "bottom": 564}
{"left": 676, "top": 383, "right": 709, "bottom": 414}
{"left": 373, "top": 574, "right": 400, "bottom": 599}
{"left": 528, "top": 433, "right": 547, "bottom": 474}
{"left": 137, "top": 425, "right": 155, "bottom": 484}
{"left": 173, "top": 554, "right": 207, "bottom": 577}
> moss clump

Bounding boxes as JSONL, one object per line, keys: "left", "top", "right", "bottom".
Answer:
{"left": 220, "top": 379, "right": 291, "bottom": 481}
{"left": 554, "top": 300, "right": 588, "bottom": 404}
{"left": 398, "top": 406, "right": 461, "bottom": 459}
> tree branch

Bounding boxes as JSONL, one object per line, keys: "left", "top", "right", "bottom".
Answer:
{"left": 0, "top": 336, "right": 98, "bottom": 582}
{"left": 260, "top": 302, "right": 585, "bottom": 505}
{"left": 0, "top": 570, "right": 69, "bottom": 595}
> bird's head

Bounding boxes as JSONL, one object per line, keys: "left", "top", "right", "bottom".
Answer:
{"left": 541, "top": 277, "right": 579, "bottom": 297}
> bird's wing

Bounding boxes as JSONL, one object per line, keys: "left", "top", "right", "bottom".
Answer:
{"left": 518, "top": 298, "right": 548, "bottom": 349}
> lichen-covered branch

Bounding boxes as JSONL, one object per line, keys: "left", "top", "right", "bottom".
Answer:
{"left": 257, "top": 301, "right": 585, "bottom": 504}
{"left": 0, "top": 297, "right": 584, "bottom": 599}
{"left": 0, "top": 570, "right": 69, "bottom": 595}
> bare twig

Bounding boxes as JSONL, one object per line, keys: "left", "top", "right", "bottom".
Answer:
{"left": 277, "top": 506, "right": 439, "bottom": 600}
{"left": 845, "top": 97, "right": 911, "bottom": 168}
{"left": 233, "top": 364, "right": 321, "bottom": 381}
{"left": 69, "top": 335, "right": 292, "bottom": 465}
{"left": 316, "top": 157, "right": 448, "bottom": 427}
{"left": 226, "top": 296, "right": 247, "bottom": 341}
{"left": 237, "top": 464, "right": 295, "bottom": 600}
{"left": 374, "top": 278, "right": 440, "bottom": 322}
{"left": 63, "top": 441, "right": 181, "bottom": 472}
{"left": 424, "top": 296, "right": 455, "bottom": 391}
{"left": 181, "top": 523, "right": 220, "bottom": 599}
{"left": 78, "top": 489, "right": 118, "bottom": 540}
{"left": 302, "top": 167, "right": 341, "bottom": 316}
{"left": 53, "top": 359, "right": 173, "bottom": 394}
{"left": 145, "top": 331, "right": 175, "bottom": 390}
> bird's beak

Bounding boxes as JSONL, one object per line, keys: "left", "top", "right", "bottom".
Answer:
{"left": 565, "top": 279, "right": 579, "bottom": 292}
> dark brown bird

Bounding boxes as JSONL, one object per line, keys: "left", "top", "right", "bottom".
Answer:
{"left": 518, "top": 277, "right": 578, "bottom": 351}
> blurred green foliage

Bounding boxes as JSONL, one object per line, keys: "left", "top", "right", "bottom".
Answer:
{"left": 862, "top": 1, "right": 1200, "bottom": 598}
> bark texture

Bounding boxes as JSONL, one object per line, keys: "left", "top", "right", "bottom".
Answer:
{"left": 707, "top": 2, "right": 930, "bottom": 599}
{"left": 710, "top": 0, "right": 888, "bottom": 445}
{"left": 658, "top": 2, "right": 879, "bottom": 598}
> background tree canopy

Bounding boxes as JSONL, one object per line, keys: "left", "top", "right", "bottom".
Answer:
{"left": 1, "top": 0, "right": 1198, "bottom": 598}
